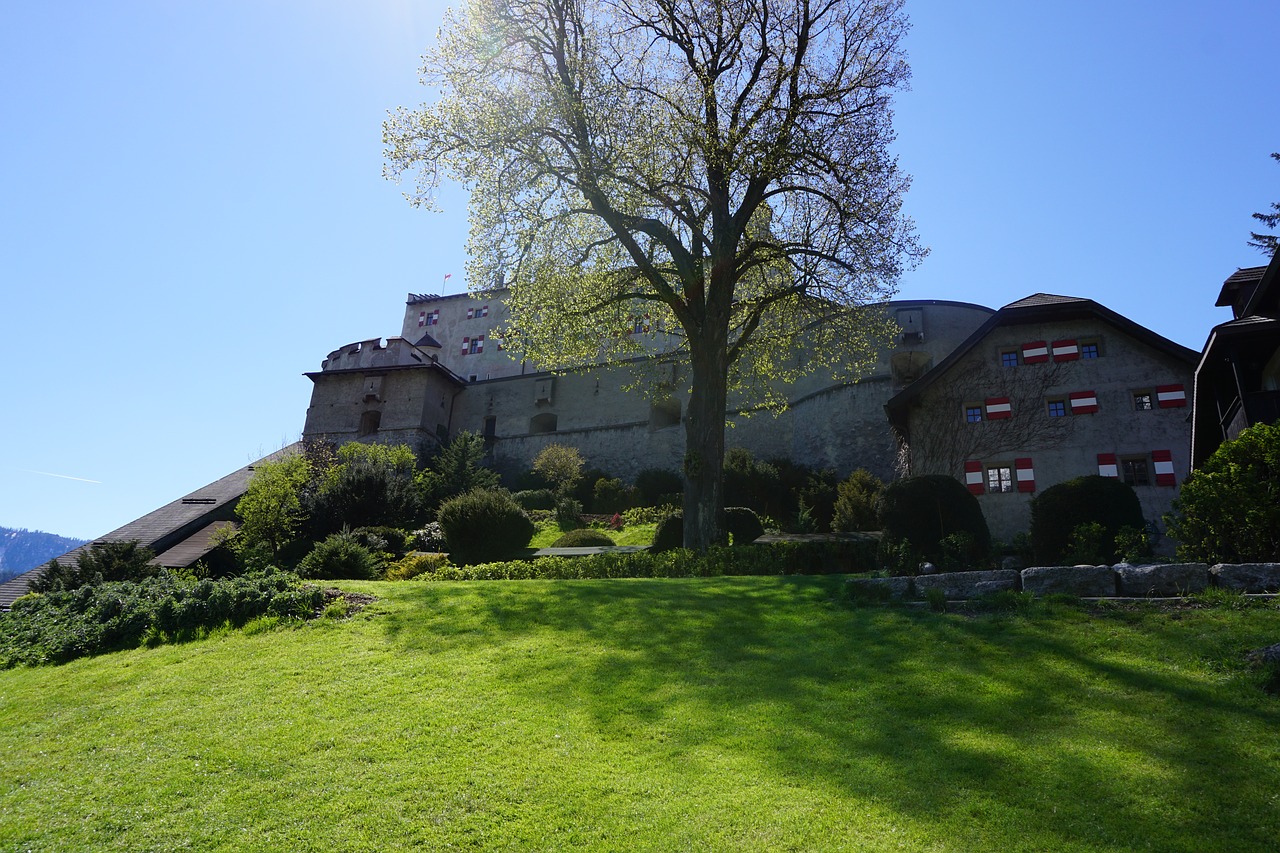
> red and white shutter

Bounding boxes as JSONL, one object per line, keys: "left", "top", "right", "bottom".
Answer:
{"left": 418, "top": 311, "right": 426, "bottom": 327}
{"left": 475, "top": 335, "right": 485, "bottom": 353}
{"left": 1097, "top": 453, "right": 1119, "bottom": 478}
{"left": 964, "top": 460, "right": 985, "bottom": 495}
{"left": 1156, "top": 384, "right": 1186, "bottom": 408}
{"left": 1015, "top": 457, "right": 1035, "bottom": 493}
{"left": 985, "top": 396, "right": 1012, "bottom": 419}
{"left": 461, "top": 337, "right": 470, "bottom": 355}
{"left": 1069, "top": 390, "right": 1098, "bottom": 414}
{"left": 1152, "top": 450, "right": 1176, "bottom": 486}
{"left": 1052, "top": 339, "right": 1079, "bottom": 361}
{"left": 1022, "top": 341, "right": 1049, "bottom": 364}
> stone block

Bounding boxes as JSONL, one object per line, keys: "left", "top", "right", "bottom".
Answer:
{"left": 1210, "top": 563, "right": 1280, "bottom": 594}
{"left": 844, "top": 576, "right": 913, "bottom": 600}
{"left": 911, "top": 569, "right": 1019, "bottom": 600}
{"left": 1114, "top": 563, "right": 1209, "bottom": 597}
{"left": 1021, "top": 565, "right": 1116, "bottom": 597}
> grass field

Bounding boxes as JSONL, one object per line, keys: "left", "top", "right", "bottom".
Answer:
{"left": 2, "top": 576, "right": 1278, "bottom": 851}
{"left": 529, "top": 521, "right": 657, "bottom": 548}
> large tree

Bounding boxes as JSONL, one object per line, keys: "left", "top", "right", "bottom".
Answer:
{"left": 1248, "top": 152, "right": 1279, "bottom": 257}
{"left": 385, "top": 0, "right": 923, "bottom": 549}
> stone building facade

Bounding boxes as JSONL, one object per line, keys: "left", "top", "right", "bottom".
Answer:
{"left": 885, "top": 294, "right": 1198, "bottom": 540}
{"left": 301, "top": 289, "right": 1195, "bottom": 540}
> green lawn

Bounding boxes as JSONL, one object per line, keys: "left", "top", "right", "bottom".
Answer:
{"left": 2, "top": 577, "right": 1279, "bottom": 851}
{"left": 530, "top": 520, "right": 657, "bottom": 548}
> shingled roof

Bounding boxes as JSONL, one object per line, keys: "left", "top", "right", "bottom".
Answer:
{"left": 885, "top": 293, "right": 1199, "bottom": 424}
{"left": 0, "top": 444, "right": 300, "bottom": 609}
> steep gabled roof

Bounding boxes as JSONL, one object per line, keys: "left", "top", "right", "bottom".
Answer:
{"left": 885, "top": 294, "right": 1199, "bottom": 422}
{"left": 0, "top": 445, "right": 302, "bottom": 609}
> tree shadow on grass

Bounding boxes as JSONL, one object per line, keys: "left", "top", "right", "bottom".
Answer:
{"left": 378, "top": 577, "right": 1280, "bottom": 850}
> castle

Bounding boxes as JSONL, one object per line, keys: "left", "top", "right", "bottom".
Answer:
{"left": 301, "top": 289, "right": 1197, "bottom": 541}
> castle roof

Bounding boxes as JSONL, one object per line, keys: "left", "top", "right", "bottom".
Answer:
{"left": 0, "top": 445, "right": 301, "bottom": 609}
{"left": 885, "top": 293, "right": 1199, "bottom": 423}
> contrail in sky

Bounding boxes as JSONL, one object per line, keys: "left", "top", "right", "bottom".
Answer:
{"left": 23, "top": 469, "right": 102, "bottom": 484}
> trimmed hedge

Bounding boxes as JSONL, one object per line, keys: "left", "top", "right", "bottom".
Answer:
{"left": 1030, "top": 476, "right": 1143, "bottom": 565}
{"left": 878, "top": 475, "right": 990, "bottom": 565}
{"left": 411, "top": 539, "right": 878, "bottom": 582}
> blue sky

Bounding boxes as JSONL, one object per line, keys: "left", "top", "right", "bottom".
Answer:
{"left": 2, "top": 0, "right": 1277, "bottom": 540}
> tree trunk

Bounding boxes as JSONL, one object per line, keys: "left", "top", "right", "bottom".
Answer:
{"left": 682, "top": 337, "right": 730, "bottom": 551}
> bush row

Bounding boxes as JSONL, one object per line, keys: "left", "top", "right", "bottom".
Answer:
{"left": 408, "top": 539, "right": 878, "bottom": 582}
{"left": 1, "top": 570, "right": 324, "bottom": 669}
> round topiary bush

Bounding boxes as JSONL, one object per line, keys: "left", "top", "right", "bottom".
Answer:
{"left": 297, "top": 533, "right": 382, "bottom": 580}
{"left": 1167, "top": 421, "right": 1280, "bottom": 563}
{"left": 550, "top": 528, "right": 616, "bottom": 547}
{"left": 650, "top": 513, "right": 684, "bottom": 553}
{"left": 724, "top": 506, "right": 764, "bottom": 545}
{"left": 1030, "top": 475, "right": 1144, "bottom": 565}
{"left": 437, "top": 489, "right": 536, "bottom": 564}
{"left": 878, "top": 475, "right": 991, "bottom": 567}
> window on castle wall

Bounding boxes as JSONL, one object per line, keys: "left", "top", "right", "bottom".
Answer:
{"left": 965, "top": 405, "right": 983, "bottom": 423}
{"left": 1000, "top": 349, "right": 1019, "bottom": 368}
{"left": 1046, "top": 399, "right": 1066, "bottom": 417}
{"left": 1121, "top": 456, "right": 1150, "bottom": 487}
{"left": 987, "top": 466, "right": 1013, "bottom": 493}
{"left": 529, "top": 412, "right": 558, "bottom": 434}
{"left": 1081, "top": 340, "right": 1101, "bottom": 359}
{"left": 358, "top": 410, "right": 382, "bottom": 437}
{"left": 1133, "top": 392, "right": 1153, "bottom": 411}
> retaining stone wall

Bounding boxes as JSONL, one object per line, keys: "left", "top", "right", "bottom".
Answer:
{"left": 846, "top": 562, "right": 1280, "bottom": 601}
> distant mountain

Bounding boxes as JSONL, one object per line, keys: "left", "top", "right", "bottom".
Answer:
{"left": 0, "top": 527, "right": 88, "bottom": 583}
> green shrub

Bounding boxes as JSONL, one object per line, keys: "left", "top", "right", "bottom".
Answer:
{"left": 1114, "top": 525, "right": 1153, "bottom": 564}
{"left": 411, "top": 539, "right": 877, "bottom": 583}
{"left": 531, "top": 444, "right": 584, "bottom": 496}
{"left": 437, "top": 489, "right": 536, "bottom": 564}
{"left": 512, "top": 489, "right": 557, "bottom": 510}
{"left": 1030, "top": 476, "right": 1143, "bottom": 565}
{"left": 938, "top": 532, "right": 980, "bottom": 571}
{"left": 1, "top": 569, "right": 324, "bottom": 668}
{"left": 878, "top": 475, "right": 991, "bottom": 566}
{"left": 550, "top": 528, "right": 616, "bottom": 547}
{"left": 831, "top": 469, "right": 884, "bottom": 532}
{"left": 634, "top": 468, "right": 682, "bottom": 506}
{"left": 723, "top": 448, "right": 780, "bottom": 514}
{"left": 878, "top": 537, "right": 923, "bottom": 576}
{"left": 297, "top": 533, "right": 382, "bottom": 580}
{"left": 1063, "top": 521, "right": 1109, "bottom": 565}
{"left": 621, "top": 504, "right": 681, "bottom": 525}
{"left": 410, "top": 522, "right": 447, "bottom": 552}
{"left": 418, "top": 431, "right": 501, "bottom": 508}
{"left": 350, "top": 526, "right": 412, "bottom": 556}
{"left": 31, "top": 540, "right": 159, "bottom": 593}
{"left": 384, "top": 552, "right": 452, "bottom": 581}
{"left": 1166, "top": 421, "right": 1280, "bottom": 563}
{"left": 591, "top": 477, "right": 635, "bottom": 514}
{"left": 925, "top": 587, "right": 947, "bottom": 612}
{"left": 651, "top": 514, "right": 685, "bottom": 553}
{"left": 306, "top": 445, "right": 424, "bottom": 537}
{"left": 556, "top": 497, "right": 584, "bottom": 531}
{"left": 724, "top": 507, "right": 764, "bottom": 545}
